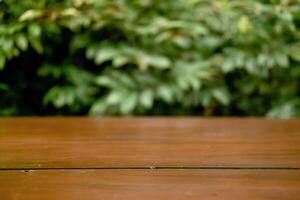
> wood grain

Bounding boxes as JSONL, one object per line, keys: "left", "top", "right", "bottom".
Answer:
{"left": 1, "top": 118, "right": 300, "bottom": 168}
{"left": 1, "top": 169, "right": 300, "bottom": 200}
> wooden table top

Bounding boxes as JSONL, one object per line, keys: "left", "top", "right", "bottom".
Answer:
{"left": 0, "top": 117, "right": 300, "bottom": 199}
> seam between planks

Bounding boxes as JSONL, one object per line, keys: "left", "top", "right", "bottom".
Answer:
{"left": 1, "top": 166, "right": 300, "bottom": 171}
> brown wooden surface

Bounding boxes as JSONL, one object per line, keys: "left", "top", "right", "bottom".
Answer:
{"left": 1, "top": 118, "right": 300, "bottom": 199}
{"left": 0, "top": 118, "right": 300, "bottom": 168}
{"left": 1, "top": 169, "right": 300, "bottom": 200}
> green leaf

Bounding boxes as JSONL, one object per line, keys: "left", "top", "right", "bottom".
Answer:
{"left": 120, "top": 93, "right": 138, "bottom": 114}
{"left": 140, "top": 89, "right": 154, "bottom": 108}
{"left": 94, "top": 48, "right": 116, "bottom": 65}
{"left": 106, "top": 91, "right": 125, "bottom": 105}
{"left": 173, "top": 36, "right": 191, "bottom": 49}
{"left": 138, "top": 53, "right": 171, "bottom": 70}
{"left": 89, "top": 99, "right": 107, "bottom": 115}
{"left": 148, "top": 55, "right": 171, "bottom": 69}
{"left": 15, "top": 33, "right": 28, "bottom": 51}
{"left": 19, "top": 10, "right": 43, "bottom": 21}
{"left": 43, "top": 86, "right": 76, "bottom": 108}
{"left": 267, "top": 102, "right": 297, "bottom": 119}
{"left": 275, "top": 53, "right": 289, "bottom": 68}
{"left": 289, "top": 44, "right": 300, "bottom": 62}
{"left": 238, "top": 16, "right": 252, "bottom": 34}
{"left": 222, "top": 59, "right": 235, "bottom": 73}
{"left": 0, "top": 55, "right": 5, "bottom": 70}
{"left": 30, "top": 38, "right": 43, "bottom": 53}
{"left": 212, "top": 87, "right": 230, "bottom": 105}
{"left": 0, "top": 83, "right": 9, "bottom": 91}
{"left": 95, "top": 76, "right": 119, "bottom": 88}
{"left": 28, "top": 24, "right": 41, "bottom": 37}
{"left": 157, "top": 85, "right": 173, "bottom": 103}
{"left": 113, "top": 56, "right": 129, "bottom": 67}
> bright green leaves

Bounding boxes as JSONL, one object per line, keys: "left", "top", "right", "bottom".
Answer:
{"left": 43, "top": 86, "right": 77, "bottom": 108}
{"left": 137, "top": 53, "right": 170, "bottom": 70}
{"left": 267, "top": 100, "right": 300, "bottom": 119}
{"left": 156, "top": 85, "right": 173, "bottom": 103}
{"left": 43, "top": 0, "right": 300, "bottom": 116}
{"left": 90, "top": 89, "right": 139, "bottom": 115}
{"left": 19, "top": 9, "right": 43, "bottom": 21}
{"left": 172, "top": 61, "right": 212, "bottom": 91}
{"left": 92, "top": 72, "right": 144, "bottom": 115}
{"left": 1, "top": 0, "right": 300, "bottom": 117}
{"left": 120, "top": 92, "right": 138, "bottom": 114}
{"left": 142, "top": 17, "right": 208, "bottom": 50}
{"left": 139, "top": 89, "right": 154, "bottom": 108}
{"left": 28, "top": 24, "right": 41, "bottom": 38}
{"left": 15, "top": 33, "right": 28, "bottom": 51}
{"left": 0, "top": 0, "right": 45, "bottom": 70}
{"left": 211, "top": 87, "right": 230, "bottom": 106}
{"left": 40, "top": 64, "right": 97, "bottom": 112}
{"left": 221, "top": 45, "right": 291, "bottom": 76}
{"left": 238, "top": 16, "right": 252, "bottom": 34}
{"left": 87, "top": 44, "right": 171, "bottom": 70}
{"left": 93, "top": 47, "right": 117, "bottom": 65}
{"left": 43, "top": 84, "right": 96, "bottom": 110}
{"left": 0, "top": 23, "right": 43, "bottom": 69}
{"left": 90, "top": 58, "right": 218, "bottom": 115}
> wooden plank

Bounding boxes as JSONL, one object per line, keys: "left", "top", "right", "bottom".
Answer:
{"left": 0, "top": 118, "right": 300, "bottom": 168}
{"left": 1, "top": 169, "right": 300, "bottom": 200}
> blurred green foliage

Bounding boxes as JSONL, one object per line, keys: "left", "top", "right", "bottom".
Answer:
{"left": 1, "top": 0, "right": 300, "bottom": 117}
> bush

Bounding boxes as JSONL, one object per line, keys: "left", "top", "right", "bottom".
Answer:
{"left": 1, "top": 0, "right": 300, "bottom": 117}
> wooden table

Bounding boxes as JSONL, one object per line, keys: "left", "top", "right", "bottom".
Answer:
{"left": 0, "top": 118, "right": 300, "bottom": 199}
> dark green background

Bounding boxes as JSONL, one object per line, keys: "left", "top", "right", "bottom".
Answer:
{"left": 1, "top": 0, "right": 300, "bottom": 117}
